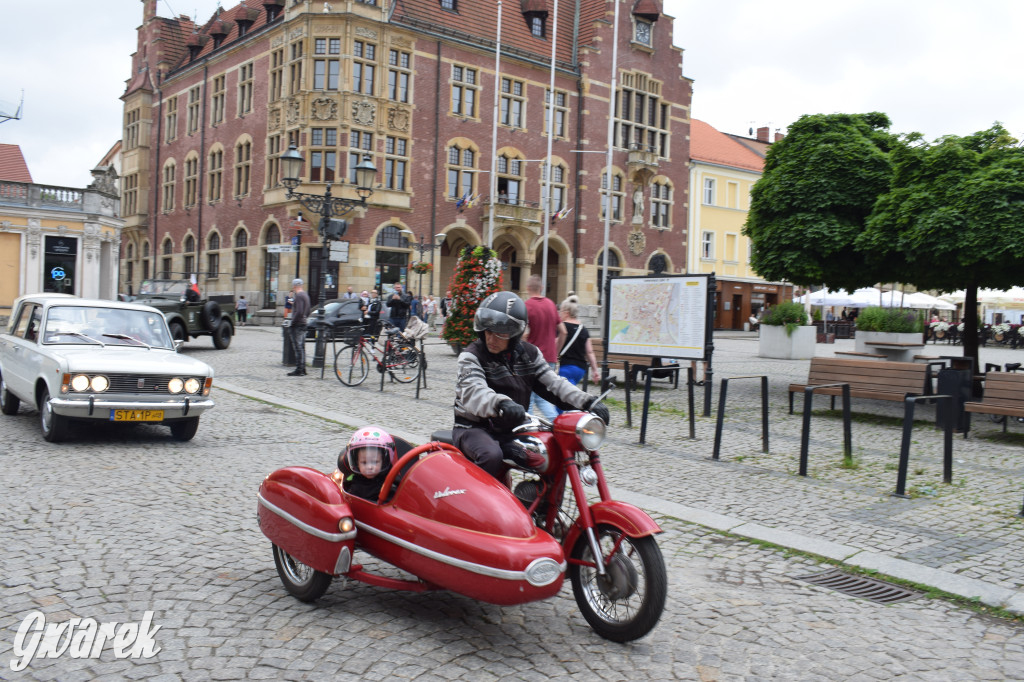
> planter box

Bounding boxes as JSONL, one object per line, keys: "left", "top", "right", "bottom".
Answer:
{"left": 758, "top": 325, "right": 817, "bottom": 360}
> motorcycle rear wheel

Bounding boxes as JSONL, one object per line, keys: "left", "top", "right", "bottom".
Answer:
{"left": 569, "top": 524, "right": 666, "bottom": 642}
{"left": 272, "top": 544, "right": 333, "bottom": 602}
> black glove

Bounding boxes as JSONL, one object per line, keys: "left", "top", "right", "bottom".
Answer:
{"left": 495, "top": 400, "right": 526, "bottom": 431}
{"left": 587, "top": 398, "right": 611, "bottom": 426}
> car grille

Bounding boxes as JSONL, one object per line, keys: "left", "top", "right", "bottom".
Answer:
{"left": 104, "top": 373, "right": 205, "bottom": 394}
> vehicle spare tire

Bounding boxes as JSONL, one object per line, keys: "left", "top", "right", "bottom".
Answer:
{"left": 201, "top": 301, "right": 222, "bottom": 331}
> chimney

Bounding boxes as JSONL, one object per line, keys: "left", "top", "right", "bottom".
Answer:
{"left": 756, "top": 126, "right": 770, "bottom": 142}
{"left": 774, "top": 131, "right": 785, "bottom": 142}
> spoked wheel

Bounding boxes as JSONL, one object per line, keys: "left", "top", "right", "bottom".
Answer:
{"left": 272, "top": 544, "right": 333, "bottom": 602}
{"left": 569, "top": 524, "right": 667, "bottom": 642}
{"left": 334, "top": 343, "right": 369, "bottom": 386}
{"left": 385, "top": 346, "right": 418, "bottom": 384}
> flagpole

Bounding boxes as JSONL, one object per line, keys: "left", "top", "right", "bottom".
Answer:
{"left": 540, "top": 0, "right": 559, "bottom": 298}
{"left": 601, "top": 0, "right": 620, "bottom": 306}
{"left": 487, "top": 1, "right": 502, "bottom": 249}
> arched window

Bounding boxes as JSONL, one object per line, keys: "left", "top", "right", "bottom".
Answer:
{"left": 497, "top": 153, "right": 525, "bottom": 205}
{"left": 183, "top": 235, "right": 196, "bottom": 277}
{"left": 161, "top": 238, "right": 173, "bottom": 278}
{"left": 446, "top": 144, "right": 476, "bottom": 199}
{"left": 207, "top": 232, "right": 221, "bottom": 279}
{"left": 600, "top": 171, "right": 624, "bottom": 222}
{"left": 265, "top": 224, "right": 281, "bottom": 244}
{"left": 234, "top": 229, "right": 248, "bottom": 277}
{"left": 161, "top": 160, "right": 176, "bottom": 212}
{"left": 651, "top": 180, "right": 672, "bottom": 228}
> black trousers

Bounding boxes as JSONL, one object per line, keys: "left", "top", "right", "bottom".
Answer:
{"left": 452, "top": 426, "right": 520, "bottom": 478}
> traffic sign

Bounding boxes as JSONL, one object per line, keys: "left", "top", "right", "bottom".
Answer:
{"left": 267, "top": 244, "right": 299, "bottom": 253}
{"left": 288, "top": 219, "right": 307, "bottom": 231}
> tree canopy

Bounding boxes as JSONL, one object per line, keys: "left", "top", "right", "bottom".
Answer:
{"left": 744, "top": 114, "right": 1024, "bottom": 364}
{"left": 744, "top": 112, "right": 898, "bottom": 292}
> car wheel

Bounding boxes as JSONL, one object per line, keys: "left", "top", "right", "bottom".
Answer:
{"left": 212, "top": 320, "right": 232, "bottom": 349}
{"left": 201, "top": 301, "right": 222, "bottom": 331}
{"left": 0, "top": 371, "right": 20, "bottom": 415}
{"left": 169, "top": 417, "right": 200, "bottom": 441}
{"left": 39, "top": 387, "right": 69, "bottom": 443}
{"left": 169, "top": 321, "right": 187, "bottom": 343}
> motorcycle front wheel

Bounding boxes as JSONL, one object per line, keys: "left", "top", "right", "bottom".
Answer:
{"left": 569, "top": 524, "right": 666, "bottom": 642}
{"left": 272, "top": 544, "right": 333, "bottom": 602}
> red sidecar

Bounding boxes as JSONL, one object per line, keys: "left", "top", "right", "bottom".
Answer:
{"left": 257, "top": 440, "right": 566, "bottom": 605}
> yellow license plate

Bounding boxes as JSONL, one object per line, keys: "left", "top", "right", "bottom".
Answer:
{"left": 111, "top": 409, "right": 164, "bottom": 422}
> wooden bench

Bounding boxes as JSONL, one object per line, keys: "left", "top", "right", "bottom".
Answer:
{"left": 788, "top": 357, "right": 932, "bottom": 414}
{"left": 589, "top": 338, "right": 680, "bottom": 389}
{"left": 965, "top": 372, "right": 1024, "bottom": 431}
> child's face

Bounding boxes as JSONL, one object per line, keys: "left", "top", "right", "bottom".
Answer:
{"left": 357, "top": 448, "right": 384, "bottom": 477}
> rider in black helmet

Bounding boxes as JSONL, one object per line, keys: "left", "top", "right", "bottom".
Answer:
{"left": 452, "top": 291, "right": 610, "bottom": 480}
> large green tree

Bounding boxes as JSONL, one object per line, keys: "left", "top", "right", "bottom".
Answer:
{"left": 744, "top": 112, "right": 898, "bottom": 292}
{"left": 859, "top": 124, "right": 1024, "bottom": 363}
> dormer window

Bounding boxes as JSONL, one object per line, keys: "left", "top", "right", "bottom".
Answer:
{"left": 440, "top": 0, "right": 456, "bottom": 10}
{"left": 530, "top": 15, "right": 544, "bottom": 37}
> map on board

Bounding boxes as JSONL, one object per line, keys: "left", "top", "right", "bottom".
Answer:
{"left": 607, "top": 276, "right": 709, "bottom": 359}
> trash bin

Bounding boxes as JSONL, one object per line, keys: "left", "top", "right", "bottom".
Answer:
{"left": 936, "top": 367, "right": 971, "bottom": 432}
{"left": 282, "top": 321, "right": 295, "bottom": 366}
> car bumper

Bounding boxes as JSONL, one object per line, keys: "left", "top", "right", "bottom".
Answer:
{"left": 48, "top": 396, "right": 215, "bottom": 421}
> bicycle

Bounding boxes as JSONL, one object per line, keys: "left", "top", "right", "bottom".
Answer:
{"left": 333, "top": 321, "right": 419, "bottom": 386}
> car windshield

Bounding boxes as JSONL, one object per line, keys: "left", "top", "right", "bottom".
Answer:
{"left": 43, "top": 306, "right": 173, "bottom": 348}
{"left": 138, "top": 280, "right": 188, "bottom": 296}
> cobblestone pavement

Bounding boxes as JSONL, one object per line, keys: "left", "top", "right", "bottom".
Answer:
{"left": 2, "top": 326, "right": 1024, "bottom": 680}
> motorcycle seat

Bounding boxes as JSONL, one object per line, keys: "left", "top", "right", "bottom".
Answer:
{"left": 430, "top": 429, "right": 455, "bottom": 445}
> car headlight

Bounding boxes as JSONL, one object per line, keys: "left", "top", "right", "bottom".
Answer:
{"left": 184, "top": 378, "right": 201, "bottom": 394}
{"left": 576, "top": 414, "right": 606, "bottom": 451}
{"left": 168, "top": 377, "right": 184, "bottom": 394}
{"left": 90, "top": 375, "right": 109, "bottom": 392}
{"left": 70, "top": 375, "right": 91, "bottom": 392}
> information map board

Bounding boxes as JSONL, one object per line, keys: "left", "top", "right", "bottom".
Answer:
{"left": 605, "top": 274, "right": 713, "bottom": 361}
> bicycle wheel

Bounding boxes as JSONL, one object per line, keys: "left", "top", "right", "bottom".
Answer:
{"left": 385, "top": 343, "right": 419, "bottom": 383}
{"left": 334, "top": 343, "right": 370, "bottom": 386}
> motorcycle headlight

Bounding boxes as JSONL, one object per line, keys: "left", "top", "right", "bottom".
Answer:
{"left": 576, "top": 414, "right": 606, "bottom": 451}
{"left": 184, "top": 378, "right": 201, "bottom": 394}
{"left": 167, "top": 377, "right": 184, "bottom": 394}
{"left": 70, "top": 375, "right": 91, "bottom": 392}
{"left": 90, "top": 375, "right": 109, "bottom": 392}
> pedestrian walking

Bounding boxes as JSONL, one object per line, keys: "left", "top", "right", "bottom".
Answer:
{"left": 235, "top": 296, "right": 248, "bottom": 326}
{"left": 524, "top": 275, "right": 566, "bottom": 420}
{"left": 424, "top": 295, "right": 438, "bottom": 330}
{"left": 557, "top": 295, "right": 600, "bottom": 391}
{"left": 287, "top": 279, "right": 310, "bottom": 376}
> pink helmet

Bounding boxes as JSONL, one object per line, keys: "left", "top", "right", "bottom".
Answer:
{"left": 340, "top": 426, "right": 397, "bottom": 478}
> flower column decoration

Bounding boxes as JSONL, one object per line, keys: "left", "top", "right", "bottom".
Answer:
{"left": 441, "top": 245, "right": 503, "bottom": 350}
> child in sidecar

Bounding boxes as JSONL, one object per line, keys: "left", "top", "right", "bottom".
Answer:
{"left": 338, "top": 426, "right": 415, "bottom": 502}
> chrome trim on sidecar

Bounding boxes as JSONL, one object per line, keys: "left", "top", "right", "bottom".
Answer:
{"left": 257, "top": 493, "right": 357, "bottom": 543}
{"left": 354, "top": 521, "right": 566, "bottom": 586}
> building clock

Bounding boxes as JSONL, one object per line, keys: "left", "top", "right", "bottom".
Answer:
{"left": 635, "top": 20, "right": 652, "bottom": 46}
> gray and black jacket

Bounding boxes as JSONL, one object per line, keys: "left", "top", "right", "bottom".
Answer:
{"left": 454, "top": 338, "right": 593, "bottom": 429}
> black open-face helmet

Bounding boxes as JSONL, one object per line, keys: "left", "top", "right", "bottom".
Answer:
{"left": 474, "top": 291, "right": 528, "bottom": 346}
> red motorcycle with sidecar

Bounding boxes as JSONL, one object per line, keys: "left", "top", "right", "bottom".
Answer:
{"left": 256, "top": 403, "right": 667, "bottom": 642}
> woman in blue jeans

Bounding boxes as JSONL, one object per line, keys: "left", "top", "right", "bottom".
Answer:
{"left": 557, "top": 296, "right": 601, "bottom": 402}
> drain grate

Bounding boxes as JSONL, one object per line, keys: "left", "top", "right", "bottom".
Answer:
{"left": 795, "top": 568, "right": 921, "bottom": 604}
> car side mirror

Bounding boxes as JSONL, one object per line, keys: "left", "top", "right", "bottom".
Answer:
{"left": 174, "top": 339, "right": 184, "bottom": 352}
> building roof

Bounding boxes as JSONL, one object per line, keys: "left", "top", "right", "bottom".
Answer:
{"left": 689, "top": 119, "right": 763, "bottom": 173}
{"left": 0, "top": 143, "right": 33, "bottom": 183}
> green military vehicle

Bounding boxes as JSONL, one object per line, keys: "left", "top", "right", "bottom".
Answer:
{"left": 134, "top": 279, "right": 235, "bottom": 349}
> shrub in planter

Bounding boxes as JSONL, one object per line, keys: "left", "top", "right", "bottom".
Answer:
{"left": 761, "top": 301, "right": 810, "bottom": 336}
{"left": 441, "top": 245, "right": 503, "bottom": 351}
{"left": 854, "top": 307, "right": 924, "bottom": 333}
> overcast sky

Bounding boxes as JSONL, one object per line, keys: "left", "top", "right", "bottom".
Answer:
{"left": 0, "top": 0, "right": 1020, "bottom": 188}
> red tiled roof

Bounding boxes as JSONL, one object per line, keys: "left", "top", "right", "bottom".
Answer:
{"left": 689, "top": 119, "right": 763, "bottom": 172}
{"left": 0, "top": 143, "right": 33, "bottom": 183}
{"left": 391, "top": 0, "right": 602, "bottom": 65}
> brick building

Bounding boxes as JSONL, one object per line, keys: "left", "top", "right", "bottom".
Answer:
{"left": 120, "top": 0, "right": 692, "bottom": 310}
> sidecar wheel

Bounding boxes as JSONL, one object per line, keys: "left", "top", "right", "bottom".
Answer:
{"left": 272, "top": 544, "right": 333, "bottom": 602}
{"left": 569, "top": 525, "right": 666, "bottom": 642}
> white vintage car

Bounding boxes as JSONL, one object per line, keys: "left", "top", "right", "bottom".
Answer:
{"left": 0, "top": 295, "right": 215, "bottom": 442}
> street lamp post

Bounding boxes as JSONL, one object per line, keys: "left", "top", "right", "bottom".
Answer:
{"left": 401, "top": 230, "right": 447, "bottom": 299}
{"left": 280, "top": 143, "right": 376, "bottom": 369}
